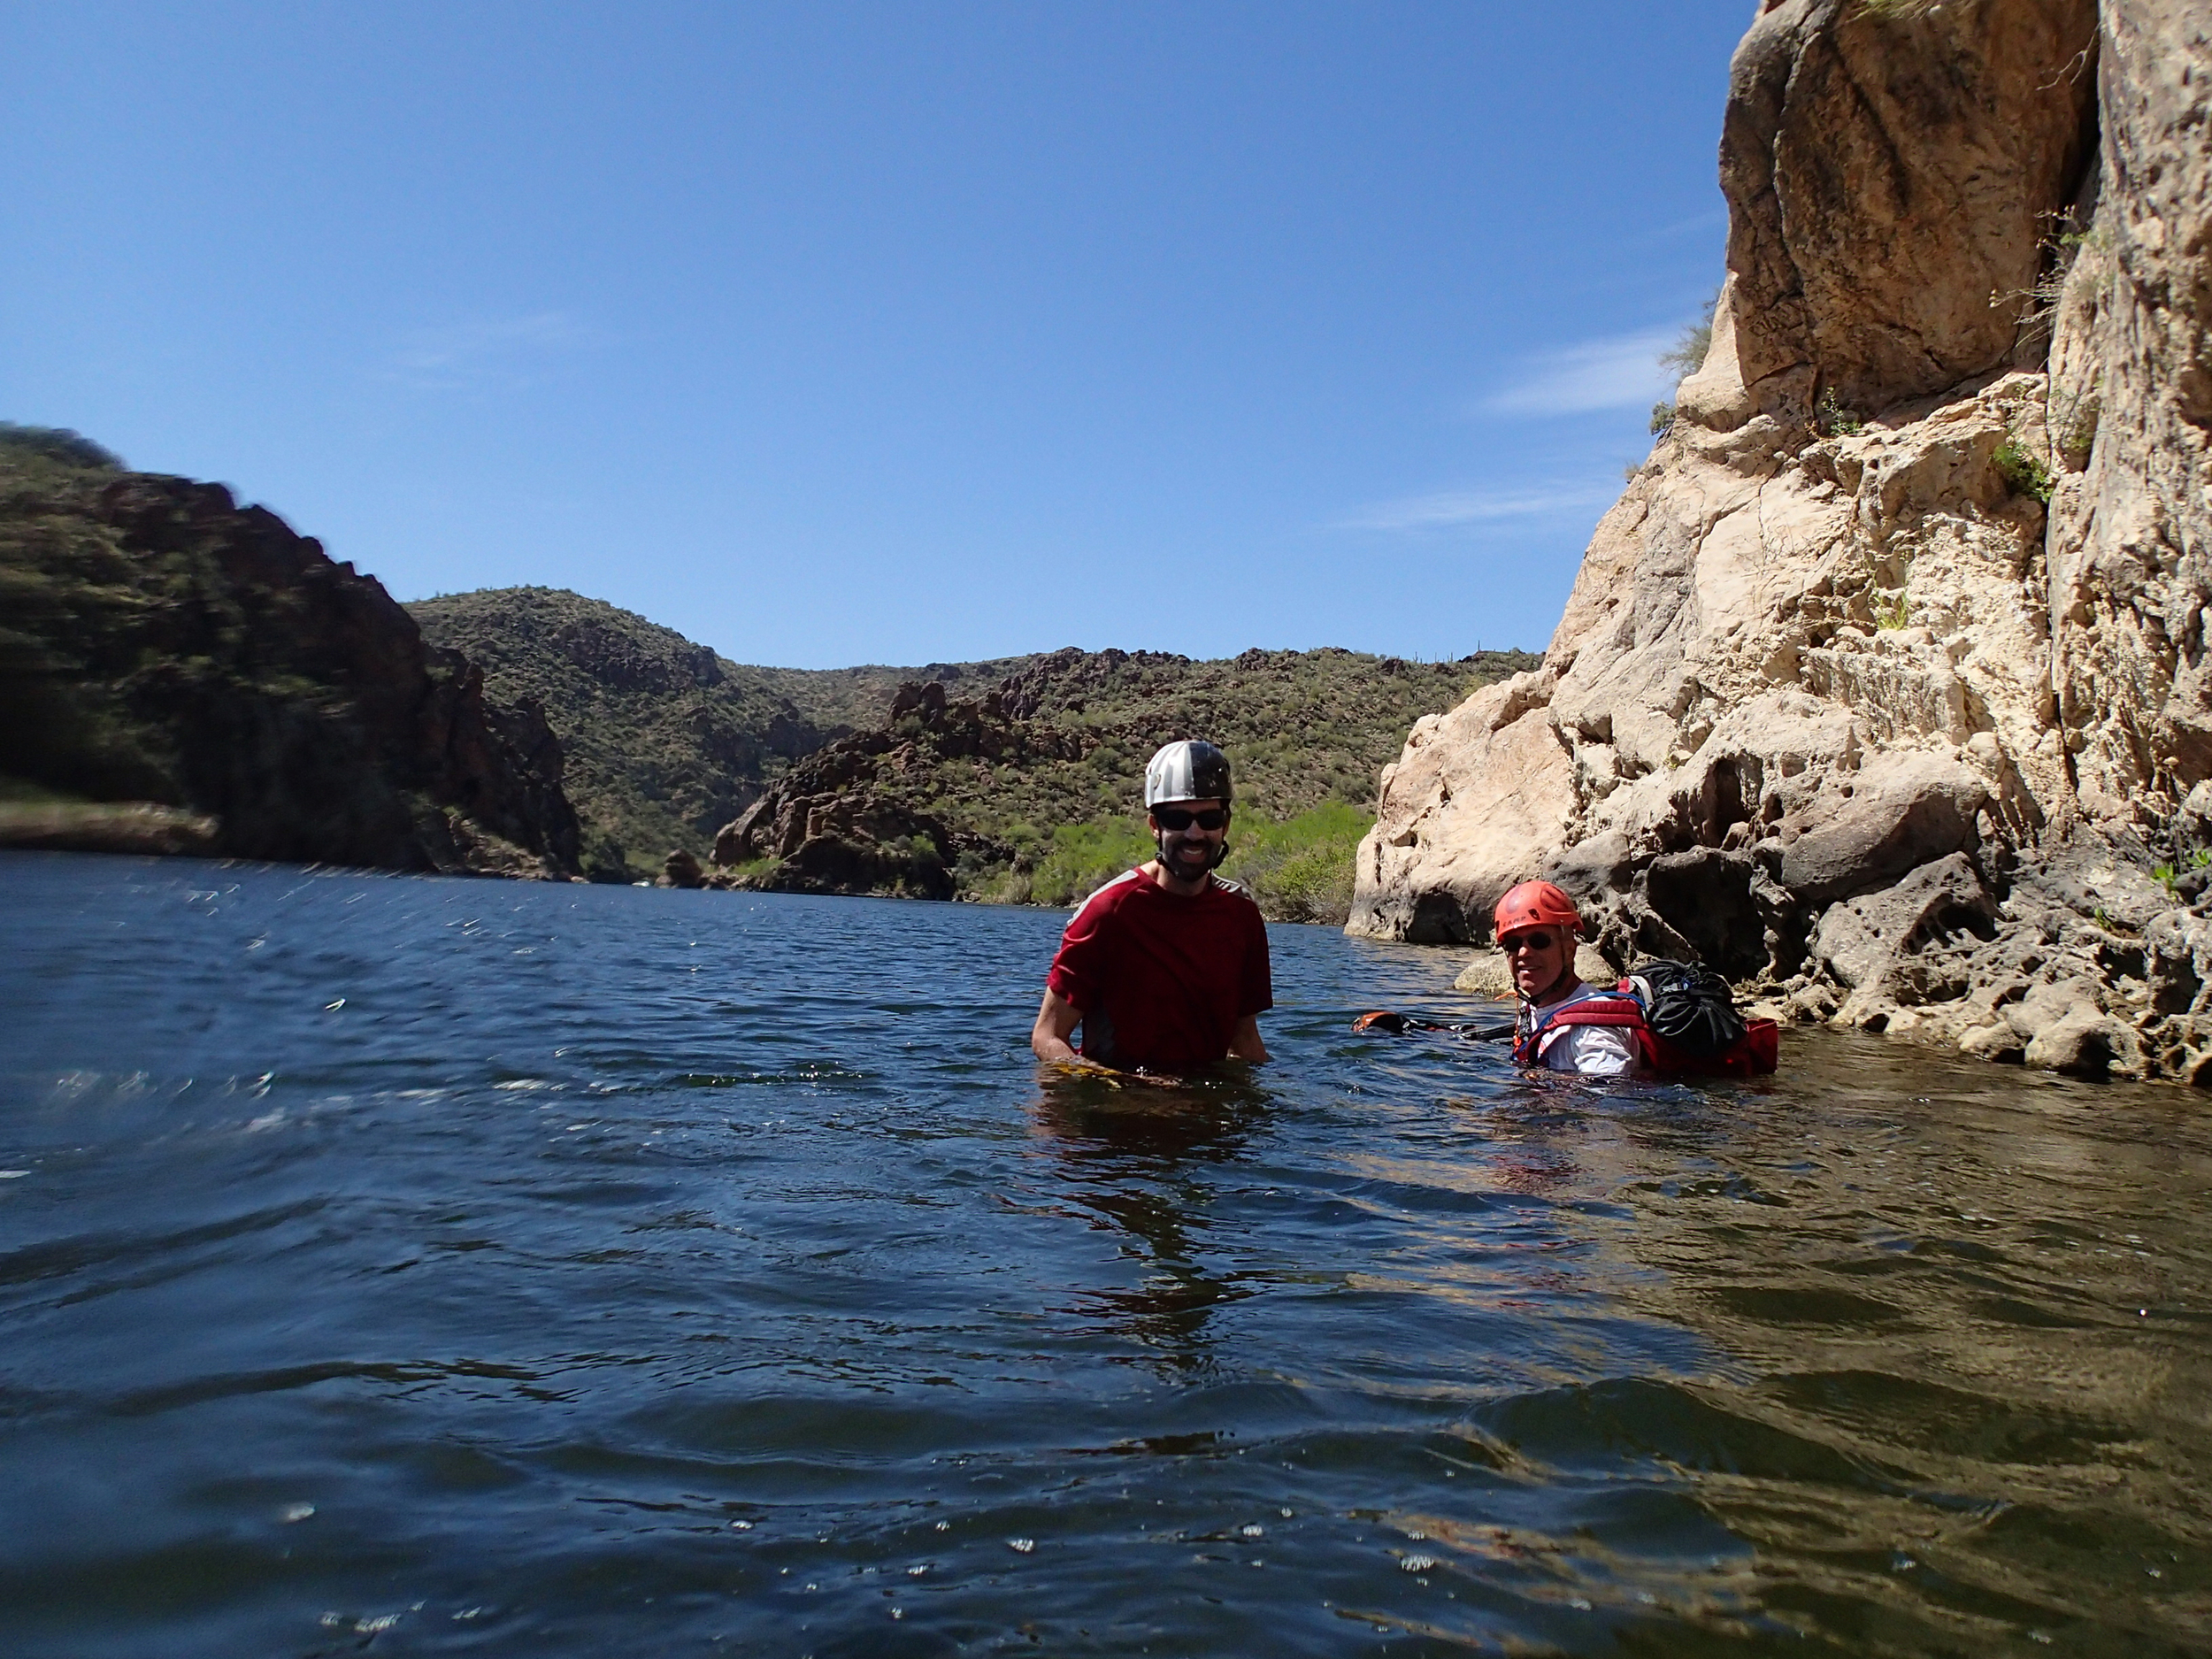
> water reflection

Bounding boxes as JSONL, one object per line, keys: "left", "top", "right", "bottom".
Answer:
{"left": 1025, "top": 1069, "right": 1274, "bottom": 1373}
{"left": 1461, "top": 1035, "right": 2212, "bottom": 1652}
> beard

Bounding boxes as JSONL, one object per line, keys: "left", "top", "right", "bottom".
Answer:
{"left": 1157, "top": 833, "right": 1217, "bottom": 880}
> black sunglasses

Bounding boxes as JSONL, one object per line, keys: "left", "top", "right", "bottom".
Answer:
{"left": 1153, "top": 806, "right": 1229, "bottom": 832}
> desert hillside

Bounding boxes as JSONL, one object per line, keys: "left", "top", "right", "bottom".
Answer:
{"left": 415, "top": 585, "right": 1532, "bottom": 916}
{"left": 704, "top": 643, "right": 1535, "bottom": 919}
{"left": 410, "top": 587, "right": 1040, "bottom": 880}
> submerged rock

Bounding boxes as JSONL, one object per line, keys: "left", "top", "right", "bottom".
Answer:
{"left": 1352, "top": 3, "right": 2212, "bottom": 1085}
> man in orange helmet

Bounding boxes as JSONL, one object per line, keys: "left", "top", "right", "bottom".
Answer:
{"left": 1494, "top": 880, "right": 1639, "bottom": 1075}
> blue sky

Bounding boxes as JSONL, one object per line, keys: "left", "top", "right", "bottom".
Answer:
{"left": 3, "top": 3, "right": 1744, "bottom": 667}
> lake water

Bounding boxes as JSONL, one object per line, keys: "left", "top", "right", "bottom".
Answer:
{"left": 2, "top": 853, "right": 2208, "bottom": 1657}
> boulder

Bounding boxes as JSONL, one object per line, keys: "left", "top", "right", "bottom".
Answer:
{"left": 1959, "top": 1019, "right": 2028, "bottom": 1064}
{"left": 1454, "top": 943, "right": 1617, "bottom": 1001}
{"left": 1811, "top": 852, "right": 2000, "bottom": 1027}
{"left": 1779, "top": 754, "right": 1990, "bottom": 906}
{"left": 1812, "top": 853, "right": 1997, "bottom": 987}
{"left": 1712, "top": 0, "right": 2097, "bottom": 420}
{"left": 2023, "top": 1002, "right": 2134, "bottom": 1079}
{"left": 2146, "top": 909, "right": 2212, "bottom": 1020}
{"left": 661, "top": 849, "right": 706, "bottom": 889}
{"left": 715, "top": 795, "right": 775, "bottom": 864}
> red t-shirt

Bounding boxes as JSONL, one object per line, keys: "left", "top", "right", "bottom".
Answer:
{"left": 1046, "top": 868, "right": 1273, "bottom": 1071}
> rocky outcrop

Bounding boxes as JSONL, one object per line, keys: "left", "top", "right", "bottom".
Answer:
{"left": 1353, "top": 1, "right": 2212, "bottom": 1083}
{"left": 709, "top": 681, "right": 1051, "bottom": 899}
{"left": 660, "top": 848, "right": 708, "bottom": 889}
{"left": 1710, "top": 0, "right": 2098, "bottom": 424}
{"left": 1, "top": 464, "right": 581, "bottom": 877}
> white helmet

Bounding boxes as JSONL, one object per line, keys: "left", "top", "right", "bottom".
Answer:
{"left": 1144, "top": 740, "right": 1233, "bottom": 808}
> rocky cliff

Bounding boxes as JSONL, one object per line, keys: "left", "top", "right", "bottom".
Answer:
{"left": 0, "top": 442, "right": 581, "bottom": 877}
{"left": 1351, "top": 0, "right": 2212, "bottom": 1083}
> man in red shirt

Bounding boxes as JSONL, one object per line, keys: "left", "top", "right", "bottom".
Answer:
{"left": 1030, "top": 740, "right": 1272, "bottom": 1075}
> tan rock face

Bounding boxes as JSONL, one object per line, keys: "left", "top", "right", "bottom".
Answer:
{"left": 1715, "top": 0, "right": 2097, "bottom": 422}
{"left": 2045, "top": 0, "right": 2212, "bottom": 817}
{"left": 1352, "top": 2, "right": 2212, "bottom": 1085}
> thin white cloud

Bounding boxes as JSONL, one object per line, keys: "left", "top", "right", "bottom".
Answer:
{"left": 380, "top": 311, "right": 585, "bottom": 391}
{"left": 1642, "top": 207, "right": 1727, "bottom": 242}
{"left": 1479, "top": 325, "right": 1679, "bottom": 417}
{"left": 1333, "top": 483, "right": 1617, "bottom": 534}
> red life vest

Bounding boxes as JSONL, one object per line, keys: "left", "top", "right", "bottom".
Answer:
{"left": 1512, "top": 982, "right": 1778, "bottom": 1077}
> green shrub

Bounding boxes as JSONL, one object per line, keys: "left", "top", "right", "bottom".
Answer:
{"left": 1658, "top": 293, "right": 1717, "bottom": 384}
{"left": 1993, "top": 440, "right": 2055, "bottom": 503}
{"left": 1026, "top": 818, "right": 1156, "bottom": 907}
{"left": 0, "top": 424, "right": 123, "bottom": 470}
{"left": 1218, "top": 800, "right": 1372, "bottom": 925}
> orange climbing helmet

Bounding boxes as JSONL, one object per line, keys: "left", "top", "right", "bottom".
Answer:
{"left": 1494, "top": 879, "right": 1582, "bottom": 941}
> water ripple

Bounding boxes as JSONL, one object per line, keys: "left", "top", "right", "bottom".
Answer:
{"left": 2, "top": 851, "right": 2210, "bottom": 1655}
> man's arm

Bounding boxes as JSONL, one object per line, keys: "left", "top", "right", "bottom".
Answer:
{"left": 1031, "top": 987, "right": 1084, "bottom": 1063}
{"left": 1231, "top": 895, "right": 1272, "bottom": 1064}
{"left": 1228, "top": 1014, "right": 1270, "bottom": 1064}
